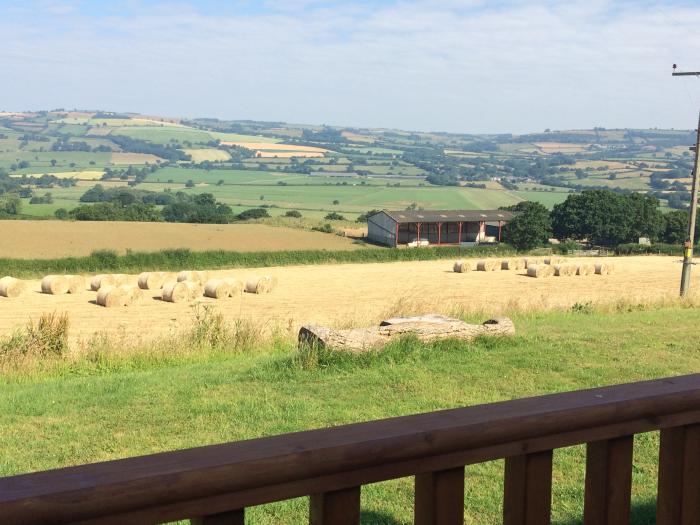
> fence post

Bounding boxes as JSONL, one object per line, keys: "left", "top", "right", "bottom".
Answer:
{"left": 310, "top": 486, "right": 361, "bottom": 525}
{"left": 414, "top": 467, "right": 465, "bottom": 525}
{"left": 503, "top": 451, "right": 553, "bottom": 525}
{"left": 657, "top": 424, "right": 700, "bottom": 525}
{"left": 583, "top": 436, "right": 634, "bottom": 524}
{"left": 191, "top": 509, "right": 244, "bottom": 525}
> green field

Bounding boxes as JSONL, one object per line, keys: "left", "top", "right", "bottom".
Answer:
{"left": 1, "top": 305, "right": 696, "bottom": 523}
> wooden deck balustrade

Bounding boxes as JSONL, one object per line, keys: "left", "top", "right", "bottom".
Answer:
{"left": 2, "top": 374, "right": 700, "bottom": 524}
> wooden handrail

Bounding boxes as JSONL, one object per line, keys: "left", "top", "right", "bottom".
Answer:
{"left": 2, "top": 374, "right": 700, "bottom": 524}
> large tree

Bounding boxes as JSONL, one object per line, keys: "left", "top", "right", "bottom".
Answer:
{"left": 551, "top": 190, "right": 663, "bottom": 246}
{"left": 500, "top": 201, "right": 552, "bottom": 250}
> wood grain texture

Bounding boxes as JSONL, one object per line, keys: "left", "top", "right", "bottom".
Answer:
{"left": 190, "top": 509, "right": 244, "bottom": 525}
{"left": 503, "top": 451, "right": 553, "bottom": 525}
{"left": 583, "top": 436, "right": 633, "bottom": 525}
{"left": 310, "top": 487, "right": 360, "bottom": 525}
{"left": 414, "top": 467, "right": 465, "bottom": 525}
{"left": 657, "top": 424, "right": 700, "bottom": 525}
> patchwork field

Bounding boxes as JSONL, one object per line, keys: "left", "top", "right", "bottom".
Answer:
{"left": 0, "top": 221, "right": 361, "bottom": 258}
{"left": 0, "top": 256, "right": 692, "bottom": 342}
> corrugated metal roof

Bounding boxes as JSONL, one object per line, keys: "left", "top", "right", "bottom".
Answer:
{"left": 376, "top": 209, "right": 516, "bottom": 224}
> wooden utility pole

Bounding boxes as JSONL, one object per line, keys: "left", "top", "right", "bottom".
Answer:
{"left": 672, "top": 68, "right": 700, "bottom": 296}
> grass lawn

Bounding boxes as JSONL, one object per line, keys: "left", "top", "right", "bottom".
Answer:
{"left": 1, "top": 305, "right": 698, "bottom": 523}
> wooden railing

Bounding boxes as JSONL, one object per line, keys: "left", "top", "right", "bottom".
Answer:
{"left": 2, "top": 374, "right": 700, "bottom": 524}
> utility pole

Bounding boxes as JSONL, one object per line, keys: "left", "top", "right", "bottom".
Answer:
{"left": 672, "top": 67, "right": 700, "bottom": 296}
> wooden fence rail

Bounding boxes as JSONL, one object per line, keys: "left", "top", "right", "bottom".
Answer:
{"left": 2, "top": 374, "right": 700, "bottom": 524}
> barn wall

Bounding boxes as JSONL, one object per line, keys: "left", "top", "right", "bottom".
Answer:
{"left": 367, "top": 212, "right": 397, "bottom": 246}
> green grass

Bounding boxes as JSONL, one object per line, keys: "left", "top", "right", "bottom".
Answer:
{"left": 1, "top": 305, "right": 698, "bottom": 523}
{"left": 0, "top": 244, "right": 514, "bottom": 278}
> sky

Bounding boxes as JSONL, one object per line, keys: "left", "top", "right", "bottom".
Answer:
{"left": 2, "top": 0, "right": 700, "bottom": 134}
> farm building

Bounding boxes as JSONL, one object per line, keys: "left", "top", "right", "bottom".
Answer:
{"left": 367, "top": 209, "right": 515, "bottom": 247}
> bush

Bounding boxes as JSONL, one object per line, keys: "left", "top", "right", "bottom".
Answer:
{"left": 237, "top": 208, "right": 270, "bottom": 220}
{"left": 54, "top": 208, "right": 68, "bottom": 220}
{"left": 284, "top": 210, "right": 302, "bottom": 218}
{"left": 312, "top": 223, "right": 334, "bottom": 233}
{"left": 615, "top": 243, "right": 681, "bottom": 255}
{"left": 324, "top": 212, "right": 345, "bottom": 221}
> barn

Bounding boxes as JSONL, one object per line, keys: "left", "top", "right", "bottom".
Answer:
{"left": 366, "top": 209, "right": 515, "bottom": 247}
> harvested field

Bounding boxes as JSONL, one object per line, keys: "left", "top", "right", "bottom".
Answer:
{"left": 255, "top": 151, "right": 325, "bottom": 158}
{"left": 12, "top": 171, "right": 104, "bottom": 180}
{"left": 0, "top": 221, "right": 361, "bottom": 258}
{"left": 0, "top": 256, "right": 694, "bottom": 342}
{"left": 534, "top": 142, "right": 588, "bottom": 154}
{"left": 220, "top": 142, "right": 328, "bottom": 153}
{"left": 110, "top": 152, "right": 162, "bottom": 165}
{"left": 182, "top": 149, "right": 231, "bottom": 162}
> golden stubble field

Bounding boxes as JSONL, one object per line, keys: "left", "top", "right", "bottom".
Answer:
{"left": 0, "top": 256, "right": 694, "bottom": 342}
{"left": 0, "top": 221, "right": 360, "bottom": 258}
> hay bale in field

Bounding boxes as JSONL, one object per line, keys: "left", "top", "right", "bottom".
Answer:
{"left": 595, "top": 262, "right": 614, "bottom": 275}
{"left": 119, "top": 285, "right": 145, "bottom": 306}
{"left": 526, "top": 264, "right": 554, "bottom": 278}
{"left": 162, "top": 280, "right": 201, "bottom": 303}
{"left": 96, "top": 286, "right": 127, "bottom": 308}
{"left": 524, "top": 258, "right": 543, "bottom": 269}
{"left": 553, "top": 264, "right": 576, "bottom": 277}
{"left": 544, "top": 257, "right": 563, "bottom": 265}
{"left": 41, "top": 275, "right": 69, "bottom": 295}
{"left": 177, "top": 270, "right": 209, "bottom": 284}
{"left": 453, "top": 260, "right": 471, "bottom": 273}
{"left": 576, "top": 263, "right": 595, "bottom": 276}
{"left": 91, "top": 274, "right": 115, "bottom": 291}
{"left": 501, "top": 258, "right": 526, "bottom": 271}
{"left": 203, "top": 279, "right": 232, "bottom": 299}
{"left": 0, "top": 276, "right": 26, "bottom": 298}
{"left": 91, "top": 274, "right": 129, "bottom": 291}
{"left": 223, "top": 278, "right": 244, "bottom": 296}
{"left": 66, "top": 275, "right": 86, "bottom": 294}
{"left": 245, "top": 276, "right": 276, "bottom": 294}
{"left": 138, "top": 271, "right": 169, "bottom": 290}
{"left": 476, "top": 260, "right": 499, "bottom": 272}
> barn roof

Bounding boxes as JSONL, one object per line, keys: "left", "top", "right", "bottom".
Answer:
{"left": 376, "top": 209, "right": 515, "bottom": 224}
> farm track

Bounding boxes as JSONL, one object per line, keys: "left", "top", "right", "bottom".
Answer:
{"left": 0, "top": 256, "right": 693, "bottom": 342}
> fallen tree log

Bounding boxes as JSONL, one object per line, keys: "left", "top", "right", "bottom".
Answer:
{"left": 298, "top": 314, "right": 514, "bottom": 353}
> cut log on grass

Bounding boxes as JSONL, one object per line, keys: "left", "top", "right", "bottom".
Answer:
{"left": 245, "top": 276, "right": 276, "bottom": 294}
{"left": 96, "top": 286, "right": 127, "bottom": 308}
{"left": 527, "top": 264, "right": 554, "bottom": 278}
{"left": 501, "top": 258, "right": 526, "bottom": 271}
{"left": 299, "top": 314, "right": 515, "bottom": 353}
{"left": 203, "top": 279, "right": 232, "bottom": 299}
{"left": 41, "top": 275, "right": 69, "bottom": 295}
{"left": 453, "top": 260, "right": 471, "bottom": 273}
{"left": 553, "top": 264, "right": 576, "bottom": 277}
{"left": 0, "top": 276, "right": 26, "bottom": 298}
{"left": 595, "top": 262, "right": 614, "bottom": 275}
{"left": 577, "top": 263, "right": 595, "bottom": 276}
{"left": 476, "top": 260, "right": 499, "bottom": 272}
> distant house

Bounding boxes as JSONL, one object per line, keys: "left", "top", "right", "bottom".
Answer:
{"left": 366, "top": 209, "right": 515, "bottom": 248}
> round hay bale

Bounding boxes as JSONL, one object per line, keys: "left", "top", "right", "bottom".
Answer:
{"left": 66, "top": 275, "right": 86, "bottom": 294}
{"left": 203, "top": 279, "right": 232, "bottom": 299}
{"left": 526, "top": 264, "right": 554, "bottom": 278}
{"left": 113, "top": 274, "right": 130, "bottom": 286}
{"left": 544, "top": 257, "right": 563, "bottom": 265}
{"left": 138, "top": 272, "right": 169, "bottom": 290}
{"left": 595, "top": 262, "right": 614, "bottom": 275}
{"left": 96, "top": 286, "right": 127, "bottom": 308}
{"left": 245, "top": 276, "right": 276, "bottom": 294}
{"left": 577, "top": 263, "right": 595, "bottom": 276}
{"left": 223, "top": 278, "right": 244, "bottom": 296}
{"left": 476, "top": 260, "right": 499, "bottom": 272}
{"left": 501, "top": 258, "right": 526, "bottom": 271}
{"left": 453, "top": 260, "right": 471, "bottom": 273}
{"left": 119, "top": 285, "right": 145, "bottom": 306}
{"left": 41, "top": 275, "right": 69, "bottom": 295}
{"left": 162, "top": 281, "right": 201, "bottom": 303}
{"left": 0, "top": 276, "right": 26, "bottom": 298}
{"left": 91, "top": 274, "right": 116, "bottom": 291}
{"left": 524, "top": 258, "right": 543, "bottom": 269}
{"left": 553, "top": 264, "right": 576, "bottom": 277}
{"left": 177, "top": 271, "right": 209, "bottom": 284}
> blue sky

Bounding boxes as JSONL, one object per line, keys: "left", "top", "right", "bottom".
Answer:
{"left": 1, "top": 0, "right": 700, "bottom": 133}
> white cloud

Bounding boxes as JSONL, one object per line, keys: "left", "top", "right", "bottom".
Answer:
{"left": 1, "top": 0, "right": 699, "bottom": 133}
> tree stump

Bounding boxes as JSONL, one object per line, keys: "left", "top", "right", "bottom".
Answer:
{"left": 298, "top": 315, "right": 514, "bottom": 353}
